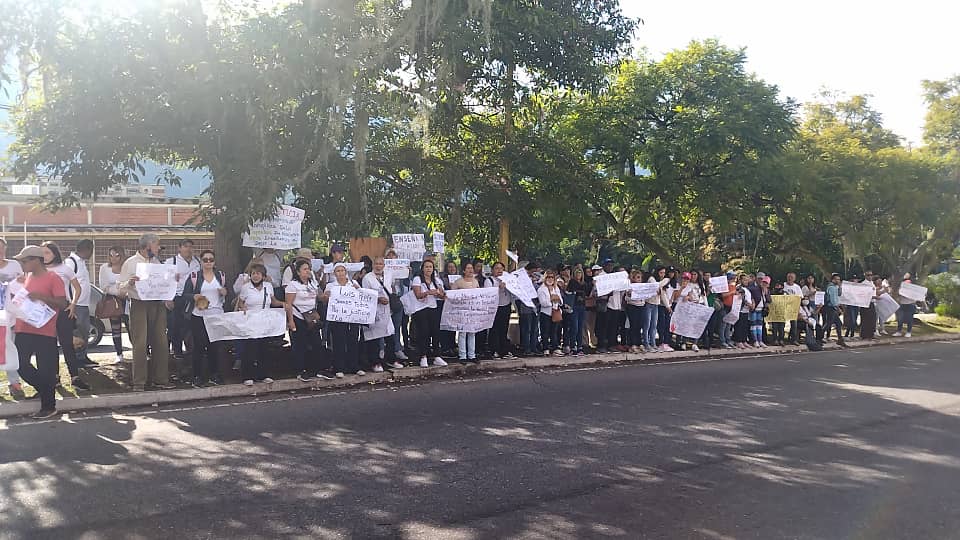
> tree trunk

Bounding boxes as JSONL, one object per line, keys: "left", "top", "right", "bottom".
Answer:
{"left": 214, "top": 222, "right": 243, "bottom": 284}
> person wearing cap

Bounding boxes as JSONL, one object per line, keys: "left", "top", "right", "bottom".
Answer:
{"left": 11, "top": 246, "right": 68, "bottom": 419}
{"left": 119, "top": 233, "right": 175, "bottom": 391}
{"left": 817, "top": 273, "right": 846, "bottom": 345}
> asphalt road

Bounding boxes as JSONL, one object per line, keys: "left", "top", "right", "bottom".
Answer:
{"left": 2, "top": 341, "right": 960, "bottom": 539}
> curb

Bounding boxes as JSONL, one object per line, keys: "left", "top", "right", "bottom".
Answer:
{"left": 2, "top": 333, "right": 957, "bottom": 419}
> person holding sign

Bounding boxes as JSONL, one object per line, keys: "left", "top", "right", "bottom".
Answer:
{"left": 411, "top": 260, "right": 448, "bottom": 368}
{"left": 40, "top": 242, "right": 90, "bottom": 390}
{"left": 564, "top": 267, "right": 588, "bottom": 357}
{"left": 233, "top": 262, "right": 285, "bottom": 385}
{"left": 487, "top": 262, "right": 516, "bottom": 359}
{"left": 893, "top": 273, "right": 919, "bottom": 338}
{"left": 10, "top": 246, "right": 67, "bottom": 419}
{"left": 182, "top": 250, "right": 228, "bottom": 387}
{"left": 362, "top": 256, "right": 404, "bottom": 373}
{"left": 625, "top": 269, "right": 648, "bottom": 354}
{"left": 674, "top": 272, "right": 705, "bottom": 352}
{"left": 285, "top": 259, "right": 331, "bottom": 382}
{"left": 450, "top": 264, "right": 481, "bottom": 363}
{"left": 321, "top": 263, "right": 364, "bottom": 378}
{"left": 384, "top": 249, "right": 410, "bottom": 362}
{"left": 537, "top": 270, "right": 566, "bottom": 357}
{"left": 817, "top": 273, "right": 846, "bottom": 346}
{"left": 119, "top": 234, "right": 175, "bottom": 391}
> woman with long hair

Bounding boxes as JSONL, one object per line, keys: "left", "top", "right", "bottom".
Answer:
{"left": 41, "top": 241, "right": 88, "bottom": 390}
{"left": 537, "top": 270, "right": 565, "bottom": 356}
{"left": 322, "top": 263, "right": 365, "bottom": 378}
{"left": 235, "top": 262, "right": 285, "bottom": 385}
{"left": 411, "top": 259, "right": 448, "bottom": 367}
{"left": 285, "top": 258, "right": 332, "bottom": 381}
{"left": 181, "top": 249, "right": 228, "bottom": 387}
{"left": 98, "top": 245, "right": 129, "bottom": 364}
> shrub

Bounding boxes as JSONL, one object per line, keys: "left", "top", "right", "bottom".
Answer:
{"left": 927, "top": 272, "right": 960, "bottom": 316}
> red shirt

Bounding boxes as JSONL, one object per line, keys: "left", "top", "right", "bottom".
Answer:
{"left": 14, "top": 270, "right": 65, "bottom": 338}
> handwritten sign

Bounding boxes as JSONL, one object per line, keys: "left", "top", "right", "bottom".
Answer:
{"left": 670, "top": 301, "right": 714, "bottom": 339}
{"left": 594, "top": 271, "right": 630, "bottom": 297}
{"left": 433, "top": 232, "right": 445, "bottom": 254}
{"left": 203, "top": 308, "right": 287, "bottom": 342}
{"left": 325, "top": 286, "right": 378, "bottom": 325}
{"left": 323, "top": 262, "right": 365, "bottom": 274}
{"left": 876, "top": 293, "right": 900, "bottom": 324}
{"left": 898, "top": 282, "right": 928, "bottom": 302}
{"left": 766, "top": 295, "right": 801, "bottom": 323}
{"left": 446, "top": 275, "right": 462, "bottom": 285}
{"left": 363, "top": 303, "right": 395, "bottom": 341}
{"left": 400, "top": 289, "right": 431, "bottom": 315}
{"left": 709, "top": 276, "right": 730, "bottom": 294}
{"left": 384, "top": 258, "right": 411, "bottom": 280}
{"left": 9, "top": 288, "right": 57, "bottom": 329}
{"left": 134, "top": 263, "right": 177, "bottom": 301}
{"left": 503, "top": 270, "right": 537, "bottom": 308}
{"left": 723, "top": 296, "right": 743, "bottom": 324}
{"left": 242, "top": 205, "right": 305, "bottom": 250}
{"left": 839, "top": 281, "right": 874, "bottom": 308}
{"left": 814, "top": 291, "right": 825, "bottom": 306}
{"left": 440, "top": 287, "right": 499, "bottom": 333}
{"left": 629, "top": 282, "right": 659, "bottom": 301}
{"left": 392, "top": 234, "right": 425, "bottom": 262}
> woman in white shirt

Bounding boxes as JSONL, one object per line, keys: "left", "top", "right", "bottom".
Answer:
{"left": 42, "top": 241, "right": 88, "bottom": 389}
{"left": 285, "top": 258, "right": 331, "bottom": 381}
{"left": 625, "top": 269, "right": 648, "bottom": 354}
{"left": 488, "top": 262, "right": 515, "bottom": 359}
{"left": 537, "top": 270, "right": 565, "bottom": 356}
{"left": 321, "top": 263, "right": 364, "bottom": 378}
{"left": 674, "top": 272, "right": 705, "bottom": 352}
{"left": 236, "top": 262, "right": 285, "bottom": 385}
{"left": 451, "top": 264, "right": 481, "bottom": 363}
{"left": 99, "top": 246, "right": 128, "bottom": 364}
{"left": 182, "top": 250, "right": 227, "bottom": 387}
{"left": 411, "top": 259, "right": 447, "bottom": 368}
{"left": 734, "top": 274, "right": 754, "bottom": 349}
{"left": 644, "top": 268, "right": 666, "bottom": 352}
{"left": 0, "top": 238, "right": 24, "bottom": 396}
{"left": 362, "top": 256, "right": 404, "bottom": 373}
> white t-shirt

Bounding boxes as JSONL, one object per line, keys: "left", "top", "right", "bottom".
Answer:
{"left": 66, "top": 253, "right": 92, "bottom": 307}
{"left": 362, "top": 272, "right": 389, "bottom": 299}
{"left": 49, "top": 263, "right": 77, "bottom": 304}
{"left": 192, "top": 275, "right": 225, "bottom": 317}
{"left": 411, "top": 275, "right": 444, "bottom": 310}
{"left": 169, "top": 254, "right": 201, "bottom": 296}
{"left": 286, "top": 279, "right": 319, "bottom": 319}
{"left": 680, "top": 283, "right": 702, "bottom": 304}
{"left": 0, "top": 260, "right": 23, "bottom": 283}
{"left": 783, "top": 283, "right": 803, "bottom": 296}
{"left": 537, "top": 283, "right": 563, "bottom": 316}
{"left": 740, "top": 288, "right": 753, "bottom": 314}
{"left": 607, "top": 290, "right": 624, "bottom": 311}
{"left": 237, "top": 281, "right": 275, "bottom": 312}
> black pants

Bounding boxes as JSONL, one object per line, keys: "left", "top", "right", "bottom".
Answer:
{"left": 491, "top": 304, "right": 512, "bottom": 356}
{"left": 771, "top": 322, "right": 786, "bottom": 343}
{"left": 818, "top": 307, "right": 844, "bottom": 341}
{"left": 606, "top": 309, "right": 625, "bottom": 348}
{"left": 191, "top": 315, "right": 219, "bottom": 382}
{"left": 412, "top": 307, "right": 441, "bottom": 359}
{"left": 595, "top": 309, "right": 610, "bottom": 349}
{"left": 56, "top": 309, "right": 79, "bottom": 377}
{"left": 17, "top": 333, "right": 59, "bottom": 410}
{"left": 241, "top": 337, "right": 269, "bottom": 381}
{"left": 290, "top": 317, "right": 327, "bottom": 376}
{"left": 329, "top": 321, "right": 360, "bottom": 374}
{"left": 539, "top": 313, "right": 562, "bottom": 352}
{"left": 734, "top": 312, "right": 750, "bottom": 342}
{"left": 169, "top": 295, "right": 189, "bottom": 356}
{"left": 475, "top": 329, "right": 489, "bottom": 356}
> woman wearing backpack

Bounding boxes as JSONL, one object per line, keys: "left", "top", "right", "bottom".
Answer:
{"left": 235, "top": 262, "right": 286, "bottom": 386}
{"left": 182, "top": 250, "right": 227, "bottom": 387}
{"left": 411, "top": 259, "right": 448, "bottom": 368}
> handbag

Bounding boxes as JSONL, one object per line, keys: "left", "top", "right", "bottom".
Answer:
{"left": 295, "top": 305, "right": 322, "bottom": 331}
{"left": 551, "top": 307, "right": 563, "bottom": 323}
{"left": 95, "top": 294, "right": 124, "bottom": 319}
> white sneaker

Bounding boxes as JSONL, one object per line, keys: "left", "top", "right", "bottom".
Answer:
{"left": 420, "top": 358, "right": 429, "bottom": 368}
{"left": 892, "top": 332, "right": 902, "bottom": 337}
{"left": 114, "top": 354, "right": 124, "bottom": 364}
{"left": 905, "top": 332, "right": 912, "bottom": 338}
{"left": 356, "top": 370, "right": 366, "bottom": 376}
{"left": 243, "top": 379, "right": 254, "bottom": 387}
{"left": 661, "top": 345, "right": 674, "bottom": 352}
{"left": 691, "top": 344, "right": 699, "bottom": 352}
{"left": 378, "top": 350, "right": 385, "bottom": 360}
{"left": 335, "top": 372, "right": 345, "bottom": 379}
{"left": 553, "top": 350, "right": 565, "bottom": 357}
{"left": 389, "top": 362, "right": 404, "bottom": 369}
{"left": 262, "top": 378, "right": 274, "bottom": 384}
{"left": 396, "top": 351, "right": 409, "bottom": 360}
{"left": 433, "top": 357, "right": 448, "bottom": 367}
{"left": 372, "top": 365, "right": 384, "bottom": 373}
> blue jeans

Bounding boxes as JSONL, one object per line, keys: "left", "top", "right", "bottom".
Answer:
{"left": 896, "top": 303, "right": 916, "bottom": 332}
{"left": 626, "top": 304, "right": 647, "bottom": 347}
{"left": 458, "top": 332, "right": 476, "bottom": 360}
{"left": 391, "top": 306, "right": 404, "bottom": 354}
{"left": 657, "top": 305, "right": 672, "bottom": 346}
{"left": 568, "top": 305, "right": 586, "bottom": 351}
{"left": 643, "top": 303, "right": 659, "bottom": 348}
{"left": 519, "top": 311, "right": 539, "bottom": 354}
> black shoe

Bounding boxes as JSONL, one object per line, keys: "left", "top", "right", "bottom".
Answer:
{"left": 191, "top": 378, "right": 205, "bottom": 389}
{"left": 152, "top": 382, "right": 176, "bottom": 390}
{"left": 71, "top": 377, "right": 91, "bottom": 391}
{"left": 297, "top": 372, "right": 313, "bottom": 382}
{"left": 207, "top": 376, "right": 223, "bottom": 386}
{"left": 79, "top": 358, "right": 98, "bottom": 368}
{"left": 316, "top": 371, "right": 336, "bottom": 381}
{"left": 31, "top": 408, "right": 58, "bottom": 420}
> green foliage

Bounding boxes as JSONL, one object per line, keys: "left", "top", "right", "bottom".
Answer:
{"left": 928, "top": 272, "right": 960, "bottom": 317}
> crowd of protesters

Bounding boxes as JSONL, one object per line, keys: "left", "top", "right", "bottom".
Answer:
{"left": 0, "top": 234, "right": 927, "bottom": 419}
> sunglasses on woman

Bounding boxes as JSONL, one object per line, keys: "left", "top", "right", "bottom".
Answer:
{"left": 202, "top": 257, "right": 215, "bottom": 263}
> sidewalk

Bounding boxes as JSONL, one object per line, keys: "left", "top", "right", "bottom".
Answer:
{"left": 2, "top": 332, "right": 957, "bottom": 419}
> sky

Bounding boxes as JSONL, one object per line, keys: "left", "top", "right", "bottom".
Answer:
{"left": 620, "top": 0, "right": 959, "bottom": 146}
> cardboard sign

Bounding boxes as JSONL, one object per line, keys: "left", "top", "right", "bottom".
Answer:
{"left": 766, "top": 295, "right": 802, "bottom": 323}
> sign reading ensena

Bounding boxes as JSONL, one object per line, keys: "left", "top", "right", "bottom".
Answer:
{"left": 440, "top": 288, "right": 499, "bottom": 333}
{"left": 392, "top": 234, "right": 425, "bottom": 262}
{"left": 325, "top": 286, "right": 378, "bottom": 325}
{"left": 242, "top": 205, "right": 305, "bottom": 250}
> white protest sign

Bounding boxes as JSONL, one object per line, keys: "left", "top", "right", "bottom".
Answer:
{"left": 203, "top": 308, "right": 287, "bottom": 342}
{"left": 311, "top": 259, "right": 325, "bottom": 273}
{"left": 9, "top": 289, "right": 57, "bottom": 329}
{"left": 594, "top": 271, "right": 630, "bottom": 297}
{"left": 814, "top": 291, "right": 825, "bottom": 306}
{"left": 723, "top": 296, "right": 743, "bottom": 324}
{"left": 709, "top": 276, "right": 730, "bottom": 294}
{"left": 325, "top": 286, "right": 378, "bottom": 325}
{"left": 134, "top": 263, "right": 177, "bottom": 301}
{"left": 242, "top": 205, "right": 305, "bottom": 250}
{"left": 670, "top": 301, "right": 714, "bottom": 339}
{"left": 0, "top": 310, "right": 18, "bottom": 371}
{"left": 433, "top": 232, "right": 445, "bottom": 254}
{"left": 400, "top": 289, "right": 431, "bottom": 315}
{"left": 440, "top": 287, "right": 499, "bottom": 333}
{"left": 392, "top": 234, "right": 425, "bottom": 262}
{"left": 629, "top": 282, "right": 659, "bottom": 301}
{"left": 898, "top": 282, "right": 928, "bottom": 302}
{"left": 506, "top": 269, "right": 538, "bottom": 308}
{"left": 505, "top": 250, "right": 519, "bottom": 264}
{"left": 384, "top": 258, "right": 410, "bottom": 278}
{"left": 839, "top": 281, "right": 874, "bottom": 308}
{"left": 446, "top": 274, "right": 462, "bottom": 285}
{"left": 323, "top": 262, "right": 365, "bottom": 274}
{"left": 363, "top": 303, "right": 395, "bottom": 341}
{"left": 876, "top": 293, "right": 900, "bottom": 324}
